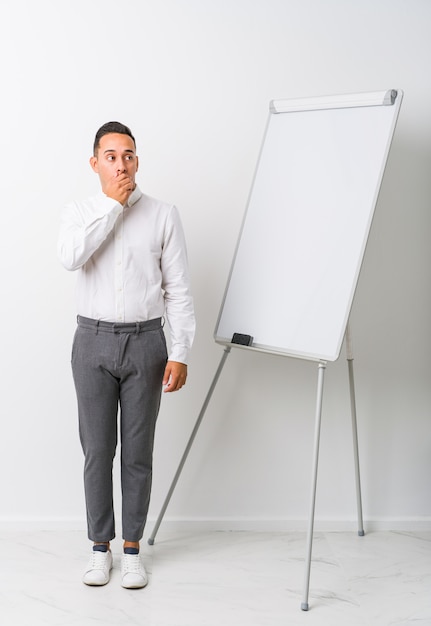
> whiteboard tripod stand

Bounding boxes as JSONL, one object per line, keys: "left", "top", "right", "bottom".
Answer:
{"left": 147, "top": 321, "right": 364, "bottom": 611}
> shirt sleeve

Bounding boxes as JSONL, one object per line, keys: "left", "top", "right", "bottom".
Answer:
{"left": 57, "top": 194, "right": 123, "bottom": 271}
{"left": 161, "top": 206, "right": 196, "bottom": 364}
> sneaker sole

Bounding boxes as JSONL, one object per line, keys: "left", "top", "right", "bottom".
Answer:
{"left": 83, "top": 578, "right": 110, "bottom": 586}
{"left": 121, "top": 579, "right": 148, "bottom": 589}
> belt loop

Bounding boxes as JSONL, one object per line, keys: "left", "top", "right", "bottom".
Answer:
{"left": 96, "top": 320, "right": 99, "bottom": 335}
{"left": 135, "top": 322, "right": 140, "bottom": 335}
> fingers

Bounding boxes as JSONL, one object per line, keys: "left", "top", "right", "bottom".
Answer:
{"left": 163, "top": 373, "right": 187, "bottom": 392}
{"left": 116, "top": 172, "right": 134, "bottom": 190}
{"left": 105, "top": 173, "right": 134, "bottom": 204}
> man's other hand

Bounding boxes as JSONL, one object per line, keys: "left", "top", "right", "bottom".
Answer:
{"left": 163, "top": 361, "right": 188, "bottom": 392}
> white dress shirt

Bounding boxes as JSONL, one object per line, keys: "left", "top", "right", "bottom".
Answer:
{"left": 58, "top": 186, "right": 195, "bottom": 364}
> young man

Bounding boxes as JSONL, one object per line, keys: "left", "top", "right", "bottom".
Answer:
{"left": 58, "top": 122, "right": 195, "bottom": 588}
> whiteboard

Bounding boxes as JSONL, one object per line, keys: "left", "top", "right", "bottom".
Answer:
{"left": 215, "top": 90, "right": 403, "bottom": 362}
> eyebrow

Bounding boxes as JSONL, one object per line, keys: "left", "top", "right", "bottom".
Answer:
{"left": 103, "top": 149, "right": 135, "bottom": 154}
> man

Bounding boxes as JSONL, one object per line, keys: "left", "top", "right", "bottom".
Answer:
{"left": 58, "top": 121, "right": 195, "bottom": 588}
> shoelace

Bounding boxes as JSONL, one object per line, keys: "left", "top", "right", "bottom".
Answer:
{"left": 89, "top": 551, "right": 110, "bottom": 570}
{"left": 122, "top": 553, "right": 142, "bottom": 574}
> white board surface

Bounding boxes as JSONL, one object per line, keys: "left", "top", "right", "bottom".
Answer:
{"left": 214, "top": 90, "right": 403, "bottom": 361}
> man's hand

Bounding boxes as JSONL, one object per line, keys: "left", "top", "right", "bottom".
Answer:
{"left": 104, "top": 172, "right": 135, "bottom": 205}
{"left": 163, "top": 361, "right": 188, "bottom": 393}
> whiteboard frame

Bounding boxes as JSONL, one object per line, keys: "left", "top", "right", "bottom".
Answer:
{"left": 214, "top": 89, "right": 403, "bottom": 362}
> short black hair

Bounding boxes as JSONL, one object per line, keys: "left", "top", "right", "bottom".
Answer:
{"left": 93, "top": 121, "right": 136, "bottom": 155}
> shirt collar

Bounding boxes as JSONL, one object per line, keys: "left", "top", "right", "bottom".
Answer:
{"left": 126, "top": 185, "right": 142, "bottom": 207}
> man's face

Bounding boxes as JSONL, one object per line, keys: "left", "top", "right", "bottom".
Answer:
{"left": 90, "top": 132, "right": 139, "bottom": 193}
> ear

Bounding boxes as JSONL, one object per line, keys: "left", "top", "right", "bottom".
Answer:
{"left": 136, "top": 155, "right": 139, "bottom": 172}
{"left": 89, "top": 156, "right": 99, "bottom": 173}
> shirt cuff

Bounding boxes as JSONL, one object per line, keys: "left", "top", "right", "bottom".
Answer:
{"left": 168, "top": 345, "right": 190, "bottom": 365}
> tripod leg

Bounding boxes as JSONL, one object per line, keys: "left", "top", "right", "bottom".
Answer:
{"left": 301, "top": 361, "right": 326, "bottom": 611}
{"left": 345, "top": 324, "right": 365, "bottom": 536}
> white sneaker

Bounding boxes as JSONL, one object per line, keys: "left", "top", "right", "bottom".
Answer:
{"left": 121, "top": 552, "right": 148, "bottom": 589}
{"left": 83, "top": 548, "right": 113, "bottom": 586}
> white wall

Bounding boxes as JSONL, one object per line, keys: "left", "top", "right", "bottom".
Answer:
{"left": 0, "top": 0, "right": 429, "bottom": 532}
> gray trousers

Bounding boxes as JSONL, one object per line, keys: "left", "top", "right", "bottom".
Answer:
{"left": 71, "top": 315, "right": 167, "bottom": 543}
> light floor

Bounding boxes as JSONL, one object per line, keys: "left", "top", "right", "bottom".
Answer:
{"left": 0, "top": 528, "right": 430, "bottom": 626}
